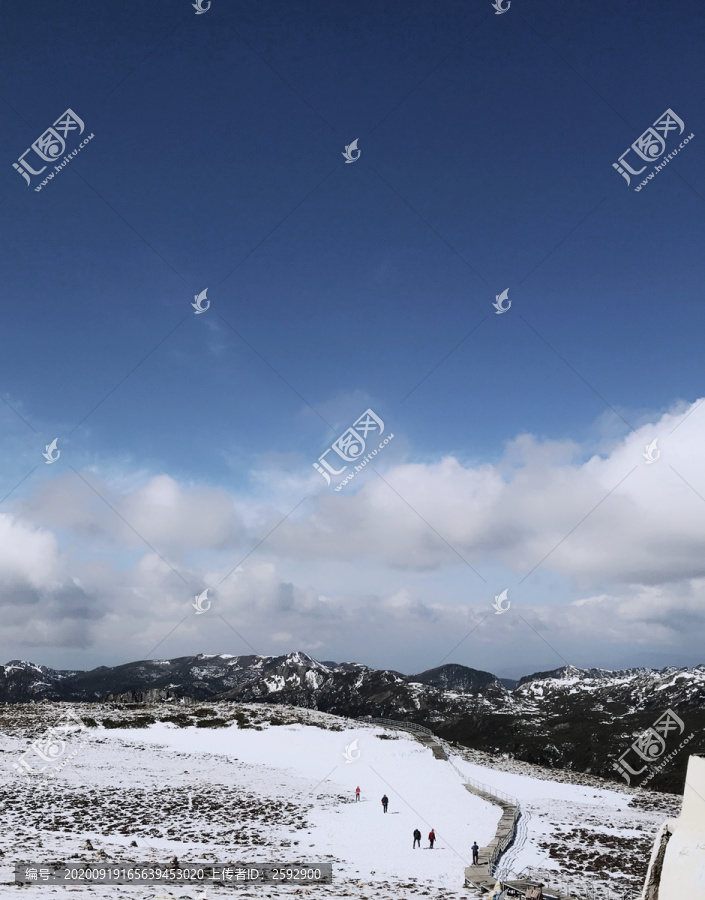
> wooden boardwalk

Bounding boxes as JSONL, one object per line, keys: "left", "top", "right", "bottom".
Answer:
{"left": 360, "top": 718, "right": 627, "bottom": 899}
{"left": 400, "top": 730, "right": 570, "bottom": 898}
{"left": 378, "top": 723, "right": 522, "bottom": 892}
{"left": 501, "top": 880, "right": 576, "bottom": 900}
{"left": 412, "top": 730, "right": 449, "bottom": 760}
{"left": 461, "top": 783, "right": 520, "bottom": 892}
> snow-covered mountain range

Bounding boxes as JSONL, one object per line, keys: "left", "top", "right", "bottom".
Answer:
{"left": 2, "top": 653, "right": 703, "bottom": 791}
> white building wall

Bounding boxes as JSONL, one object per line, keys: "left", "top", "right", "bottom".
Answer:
{"left": 649, "top": 755, "right": 705, "bottom": 900}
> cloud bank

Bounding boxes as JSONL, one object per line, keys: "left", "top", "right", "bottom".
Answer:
{"left": 2, "top": 399, "right": 704, "bottom": 675}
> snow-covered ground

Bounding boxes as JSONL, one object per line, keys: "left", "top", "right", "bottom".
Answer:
{"left": 447, "top": 753, "right": 668, "bottom": 891}
{"left": 0, "top": 703, "right": 680, "bottom": 899}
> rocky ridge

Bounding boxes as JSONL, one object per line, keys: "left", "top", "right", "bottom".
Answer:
{"left": 2, "top": 653, "right": 703, "bottom": 792}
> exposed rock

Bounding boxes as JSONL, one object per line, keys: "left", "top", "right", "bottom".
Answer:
{"left": 2, "top": 652, "right": 704, "bottom": 792}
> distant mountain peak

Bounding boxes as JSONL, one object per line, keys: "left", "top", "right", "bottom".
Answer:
{"left": 408, "top": 663, "right": 506, "bottom": 694}
{"left": 2, "top": 651, "right": 701, "bottom": 793}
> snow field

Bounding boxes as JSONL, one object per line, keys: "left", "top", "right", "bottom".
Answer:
{"left": 448, "top": 753, "right": 672, "bottom": 889}
{"left": 112, "top": 721, "right": 502, "bottom": 887}
{"left": 0, "top": 704, "right": 679, "bottom": 898}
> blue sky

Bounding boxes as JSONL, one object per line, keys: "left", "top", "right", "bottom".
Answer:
{"left": 1, "top": 0, "right": 704, "bottom": 679}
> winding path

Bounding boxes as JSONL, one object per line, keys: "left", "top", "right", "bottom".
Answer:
{"left": 360, "top": 717, "right": 583, "bottom": 898}
{"left": 359, "top": 718, "right": 521, "bottom": 891}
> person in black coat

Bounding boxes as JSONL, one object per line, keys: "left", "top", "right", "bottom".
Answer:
{"left": 413, "top": 828, "right": 421, "bottom": 848}
{"left": 381, "top": 794, "right": 389, "bottom": 813}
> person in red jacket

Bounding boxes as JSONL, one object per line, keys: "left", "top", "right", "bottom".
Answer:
{"left": 355, "top": 786, "right": 360, "bottom": 802}
{"left": 428, "top": 828, "right": 435, "bottom": 848}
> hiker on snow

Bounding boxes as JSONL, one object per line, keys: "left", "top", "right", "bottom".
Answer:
{"left": 472, "top": 841, "right": 479, "bottom": 864}
{"left": 413, "top": 828, "right": 421, "bottom": 848}
{"left": 428, "top": 828, "right": 435, "bottom": 848}
{"left": 355, "top": 786, "right": 360, "bottom": 801}
{"left": 381, "top": 794, "right": 389, "bottom": 813}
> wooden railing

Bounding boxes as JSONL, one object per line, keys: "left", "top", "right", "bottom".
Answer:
{"left": 446, "top": 757, "right": 519, "bottom": 805}
{"left": 360, "top": 717, "right": 524, "bottom": 881}
{"left": 488, "top": 806, "right": 521, "bottom": 872}
{"left": 356, "top": 715, "right": 434, "bottom": 735}
{"left": 502, "top": 865, "right": 643, "bottom": 900}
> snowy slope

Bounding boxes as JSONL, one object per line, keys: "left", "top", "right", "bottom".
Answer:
{"left": 0, "top": 702, "right": 681, "bottom": 899}
{"left": 109, "top": 720, "right": 501, "bottom": 886}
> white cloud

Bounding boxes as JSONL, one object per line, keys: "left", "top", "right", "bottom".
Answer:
{"left": 0, "top": 514, "right": 61, "bottom": 590}
{"left": 1, "top": 399, "right": 704, "bottom": 672}
{"left": 20, "top": 472, "right": 245, "bottom": 551}
{"left": 266, "top": 399, "right": 705, "bottom": 588}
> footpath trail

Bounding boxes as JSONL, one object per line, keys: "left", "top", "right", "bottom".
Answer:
{"left": 412, "top": 731, "right": 448, "bottom": 761}
{"left": 460, "top": 783, "right": 518, "bottom": 893}
{"left": 408, "top": 728, "right": 517, "bottom": 892}
{"left": 363, "top": 718, "right": 579, "bottom": 899}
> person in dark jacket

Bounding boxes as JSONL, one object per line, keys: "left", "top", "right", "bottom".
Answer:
{"left": 381, "top": 794, "right": 389, "bottom": 813}
{"left": 413, "top": 828, "right": 421, "bottom": 848}
{"left": 471, "top": 841, "right": 479, "bottom": 864}
{"left": 428, "top": 828, "right": 435, "bottom": 848}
